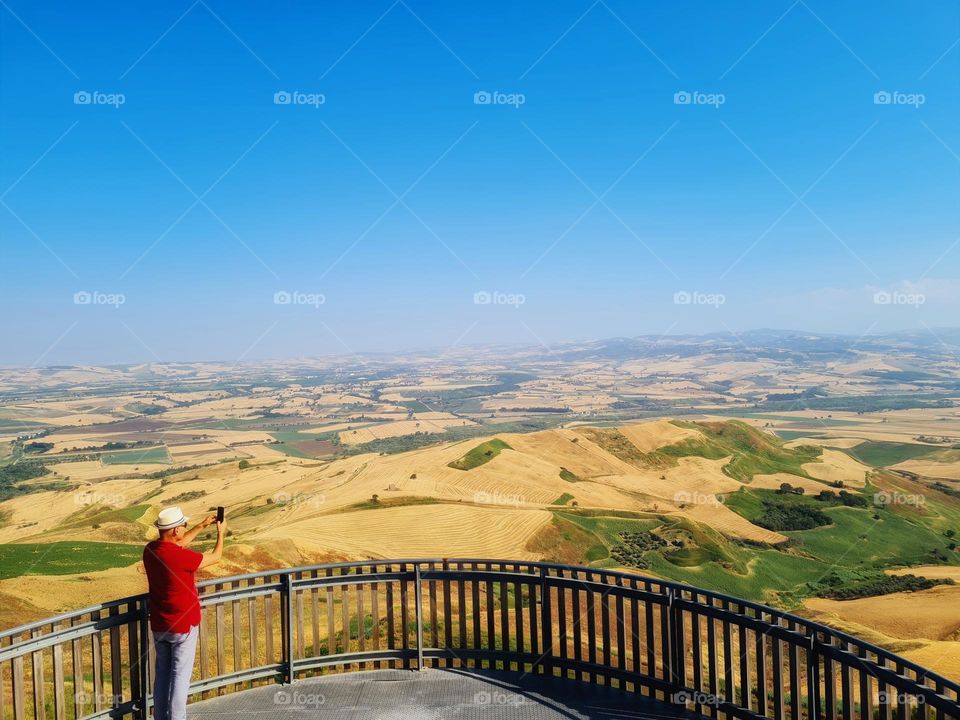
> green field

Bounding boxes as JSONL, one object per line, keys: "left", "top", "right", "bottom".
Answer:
{"left": 102, "top": 447, "right": 172, "bottom": 465}
{"left": 448, "top": 438, "right": 511, "bottom": 470}
{"left": 847, "top": 441, "right": 940, "bottom": 467}
{"left": 774, "top": 430, "right": 824, "bottom": 441}
{"left": 265, "top": 441, "right": 312, "bottom": 459}
{"left": 559, "top": 468, "right": 580, "bottom": 482}
{"left": 0, "top": 541, "right": 144, "bottom": 579}
{"left": 0, "top": 418, "right": 46, "bottom": 431}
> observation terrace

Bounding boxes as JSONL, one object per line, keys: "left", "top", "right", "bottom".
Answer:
{"left": 1, "top": 560, "right": 958, "bottom": 719}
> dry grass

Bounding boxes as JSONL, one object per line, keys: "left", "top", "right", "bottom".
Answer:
{"left": 802, "top": 449, "right": 870, "bottom": 486}
{"left": 617, "top": 419, "right": 702, "bottom": 453}
{"left": 886, "top": 565, "right": 960, "bottom": 581}
{"left": 805, "top": 584, "right": 960, "bottom": 642}
{"left": 256, "top": 504, "right": 551, "bottom": 559}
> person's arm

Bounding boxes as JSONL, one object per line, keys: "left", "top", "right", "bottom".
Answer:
{"left": 179, "top": 515, "right": 216, "bottom": 547}
{"left": 198, "top": 519, "right": 226, "bottom": 569}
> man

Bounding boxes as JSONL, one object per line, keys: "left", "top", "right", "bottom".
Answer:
{"left": 142, "top": 507, "right": 226, "bottom": 720}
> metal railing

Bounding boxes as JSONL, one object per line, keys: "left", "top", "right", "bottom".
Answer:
{"left": 1, "top": 560, "right": 958, "bottom": 720}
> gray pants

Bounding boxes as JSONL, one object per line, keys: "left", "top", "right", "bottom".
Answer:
{"left": 153, "top": 625, "right": 199, "bottom": 720}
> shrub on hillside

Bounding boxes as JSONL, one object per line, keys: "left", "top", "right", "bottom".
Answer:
{"left": 812, "top": 573, "right": 953, "bottom": 600}
{"left": 755, "top": 501, "right": 832, "bottom": 531}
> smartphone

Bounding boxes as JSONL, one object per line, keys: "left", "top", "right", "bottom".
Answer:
{"left": 216, "top": 506, "right": 225, "bottom": 523}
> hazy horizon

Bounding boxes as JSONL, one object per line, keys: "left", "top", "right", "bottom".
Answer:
{"left": 2, "top": 1, "right": 958, "bottom": 366}
{"left": 2, "top": 325, "right": 959, "bottom": 372}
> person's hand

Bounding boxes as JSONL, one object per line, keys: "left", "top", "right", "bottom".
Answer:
{"left": 202, "top": 515, "right": 217, "bottom": 528}
{"left": 216, "top": 518, "right": 227, "bottom": 535}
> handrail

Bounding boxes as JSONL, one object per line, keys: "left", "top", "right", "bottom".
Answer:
{"left": 1, "top": 559, "right": 958, "bottom": 720}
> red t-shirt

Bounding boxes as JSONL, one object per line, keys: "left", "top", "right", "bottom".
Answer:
{"left": 142, "top": 541, "right": 204, "bottom": 633}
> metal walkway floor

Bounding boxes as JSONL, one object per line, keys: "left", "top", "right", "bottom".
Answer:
{"left": 188, "top": 668, "right": 704, "bottom": 719}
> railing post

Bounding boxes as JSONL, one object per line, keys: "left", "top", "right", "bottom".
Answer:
{"left": 539, "top": 566, "right": 552, "bottom": 677}
{"left": 138, "top": 598, "right": 150, "bottom": 720}
{"left": 414, "top": 566, "right": 425, "bottom": 671}
{"left": 664, "top": 589, "right": 677, "bottom": 700}
{"left": 808, "top": 633, "right": 820, "bottom": 720}
{"left": 281, "top": 573, "right": 294, "bottom": 684}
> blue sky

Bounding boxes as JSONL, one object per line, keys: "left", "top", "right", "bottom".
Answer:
{"left": 1, "top": 1, "right": 958, "bottom": 366}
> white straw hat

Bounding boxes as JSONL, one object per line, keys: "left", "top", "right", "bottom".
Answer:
{"left": 155, "top": 506, "right": 189, "bottom": 530}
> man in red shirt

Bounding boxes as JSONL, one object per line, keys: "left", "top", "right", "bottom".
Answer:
{"left": 143, "top": 507, "right": 225, "bottom": 720}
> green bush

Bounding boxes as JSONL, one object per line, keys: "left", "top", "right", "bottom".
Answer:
{"left": 755, "top": 500, "right": 832, "bottom": 531}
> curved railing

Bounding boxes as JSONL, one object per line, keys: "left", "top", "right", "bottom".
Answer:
{"left": 1, "top": 560, "right": 958, "bottom": 720}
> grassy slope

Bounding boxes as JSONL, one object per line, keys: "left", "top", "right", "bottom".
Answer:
{"left": 0, "top": 542, "right": 145, "bottom": 579}
{"left": 666, "top": 420, "right": 821, "bottom": 482}
{"left": 57, "top": 503, "right": 152, "bottom": 531}
{"left": 848, "top": 441, "right": 941, "bottom": 467}
{"left": 448, "top": 438, "right": 511, "bottom": 470}
{"left": 579, "top": 420, "right": 820, "bottom": 482}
